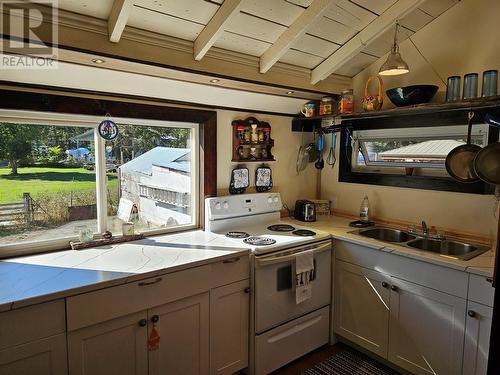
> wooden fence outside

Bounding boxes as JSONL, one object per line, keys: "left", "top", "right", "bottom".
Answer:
{"left": 0, "top": 193, "right": 37, "bottom": 225}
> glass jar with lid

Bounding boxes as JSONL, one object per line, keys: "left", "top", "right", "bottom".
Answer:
{"left": 339, "top": 89, "right": 354, "bottom": 114}
{"left": 319, "top": 96, "right": 334, "bottom": 116}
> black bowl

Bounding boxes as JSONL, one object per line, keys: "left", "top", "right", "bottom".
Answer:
{"left": 386, "top": 85, "right": 439, "bottom": 107}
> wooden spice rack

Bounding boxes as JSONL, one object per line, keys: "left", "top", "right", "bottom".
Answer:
{"left": 231, "top": 117, "right": 275, "bottom": 162}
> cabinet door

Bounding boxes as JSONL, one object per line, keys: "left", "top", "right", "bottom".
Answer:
{"left": 149, "top": 292, "right": 210, "bottom": 375}
{"left": 334, "top": 260, "right": 391, "bottom": 358}
{"left": 68, "top": 311, "right": 148, "bottom": 375}
{"left": 388, "top": 279, "right": 466, "bottom": 375}
{"left": 0, "top": 334, "right": 67, "bottom": 375}
{"left": 463, "top": 302, "right": 492, "bottom": 375}
{"left": 210, "top": 279, "right": 249, "bottom": 375}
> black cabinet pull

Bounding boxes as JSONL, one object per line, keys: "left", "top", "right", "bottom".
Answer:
{"left": 382, "top": 281, "right": 389, "bottom": 288}
{"left": 151, "top": 315, "right": 160, "bottom": 323}
{"left": 138, "top": 319, "right": 147, "bottom": 327}
{"left": 390, "top": 285, "right": 398, "bottom": 292}
{"left": 223, "top": 257, "right": 240, "bottom": 264}
{"left": 468, "top": 310, "right": 477, "bottom": 318}
{"left": 244, "top": 287, "right": 250, "bottom": 294}
{"left": 138, "top": 277, "right": 162, "bottom": 287}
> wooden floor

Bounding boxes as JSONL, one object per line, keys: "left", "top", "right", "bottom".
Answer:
{"left": 270, "top": 343, "right": 346, "bottom": 375}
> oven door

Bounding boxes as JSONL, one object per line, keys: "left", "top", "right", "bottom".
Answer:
{"left": 254, "top": 240, "right": 332, "bottom": 334}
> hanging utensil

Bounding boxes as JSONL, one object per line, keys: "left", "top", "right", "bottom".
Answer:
{"left": 473, "top": 113, "right": 500, "bottom": 184}
{"left": 307, "top": 128, "right": 319, "bottom": 162}
{"left": 315, "top": 130, "right": 325, "bottom": 170}
{"left": 445, "top": 111, "right": 481, "bottom": 183}
{"left": 296, "top": 127, "right": 309, "bottom": 174}
{"left": 327, "top": 132, "right": 337, "bottom": 167}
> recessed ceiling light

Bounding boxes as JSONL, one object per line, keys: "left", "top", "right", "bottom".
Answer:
{"left": 91, "top": 58, "right": 105, "bottom": 64}
{"left": 210, "top": 79, "right": 220, "bottom": 83}
{"left": 286, "top": 91, "right": 294, "bottom": 95}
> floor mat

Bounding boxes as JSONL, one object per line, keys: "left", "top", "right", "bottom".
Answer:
{"left": 301, "top": 349, "right": 400, "bottom": 375}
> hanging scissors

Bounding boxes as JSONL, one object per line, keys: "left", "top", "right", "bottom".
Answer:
{"left": 327, "top": 132, "right": 336, "bottom": 167}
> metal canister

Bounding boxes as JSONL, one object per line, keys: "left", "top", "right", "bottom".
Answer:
{"left": 319, "top": 96, "right": 334, "bottom": 116}
{"left": 339, "top": 89, "right": 354, "bottom": 114}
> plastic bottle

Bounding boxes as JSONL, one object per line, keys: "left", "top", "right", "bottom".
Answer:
{"left": 359, "top": 196, "right": 370, "bottom": 222}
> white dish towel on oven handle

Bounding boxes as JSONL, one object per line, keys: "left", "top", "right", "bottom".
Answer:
{"left": 295, "top": 249, "right": 314, "bottom": 304}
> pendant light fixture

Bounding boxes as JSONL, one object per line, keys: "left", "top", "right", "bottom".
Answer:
{"left": 379, "top": 21, "right": 409, "bottom": 76}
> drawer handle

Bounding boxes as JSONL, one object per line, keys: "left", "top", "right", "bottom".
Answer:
{"left": 244, "top": 287, "right": 250, "bottom": 294}
{"left": 468, "top": 310, "right": 477, "bottom": 318}
{"left": 382, "top": 281, "right": 389, "bottom": 288}
{"left": 390, "top": 285, "right": 398, "bottom": 292}
{"left": 138, "top": 277, "right": 162, "bottom": 287}
{"left": 138, "top": 318, "right": 147, "bottom": 327}
{"left": 486, "top": 277, "right": 493, "bottom": 284}
{"left": 223, "top": 257, "right": 240, "bottom": 264}
{"left": 151, "top": 315, "right": 160, "bottom": 323}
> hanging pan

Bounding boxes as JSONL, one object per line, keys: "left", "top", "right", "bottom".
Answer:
{"left": 445, "top": 111, "right": 481, "bottom": 183}
{"left": 473, "top": 113, "right": 500, "bottom": 184}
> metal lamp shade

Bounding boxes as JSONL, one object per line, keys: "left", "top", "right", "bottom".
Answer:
{"left": 379, "top": 50, "right": 410, "bottom": 76}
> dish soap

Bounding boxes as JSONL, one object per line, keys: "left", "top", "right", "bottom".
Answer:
{"left": 359, "top": 195, "right": 370, "bottom": 222}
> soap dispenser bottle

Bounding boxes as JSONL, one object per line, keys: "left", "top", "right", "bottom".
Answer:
{"left": 359, "top": 195, "right": 370, "bottom": 222}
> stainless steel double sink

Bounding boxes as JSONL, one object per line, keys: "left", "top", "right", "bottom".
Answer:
{"left": 351, "top": 227, "right": 489, "bottom": 261}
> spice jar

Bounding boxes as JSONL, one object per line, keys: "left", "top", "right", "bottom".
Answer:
{"left": 236, "top": 125, "right": 245, "bottom": 141}
{"left": 258, "top": 128, "right": 264, "bottom": 142}
{"left": 319, "top": 96, "right": 334, "bottom": 116}
{"left": 243, "top": 127, "right": 251, "bottom": 143}
{"left": 339, "top": 89, "right": 354, "bottom": 114}
{"left": 251, "top": 124, "right": 258, "bottom": 143}
{"left": 263, "top": 126, "right": 270, "bottom": 142}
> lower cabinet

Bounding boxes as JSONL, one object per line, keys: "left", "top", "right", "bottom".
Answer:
{"left": 68, "top": 281, "right": 250, "bottom": 375}
{"left": 68, "top": 311, "right": 149, "bottom": 375}
{"left": 388, "top": 278, "right": 466, "bottom": 375}
{"left": 334, "top": 260, "right": 390, "bottom": 358}
{"left": 335, "top": 260, "right": 466, "bottom": 375}
{"left": 463, "top": 301, "right": 493, "bottom": 375}
{"left": 0, "top": 334, "right": 68, "bottom": 375}
{"left": 210, "top": 279, "right": 250, "bottom": 375}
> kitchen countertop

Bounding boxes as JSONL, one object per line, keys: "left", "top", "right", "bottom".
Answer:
{"left": 283, "top": 216, "right": 496, "bottom": 278}
{"left": 0, "top": 231, "right": 249, "bottom": 312}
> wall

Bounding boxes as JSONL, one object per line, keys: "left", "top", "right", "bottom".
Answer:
{"left": 216, "top": 110, "right": 318, "bottom": 209}
{"left": 322, "top": 0, "right": 500, "bottom": 238}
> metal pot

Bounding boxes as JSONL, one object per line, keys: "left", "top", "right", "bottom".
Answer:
{"left": 473, "top": 113, "right": 500, "bottom": 184}
{"left": 445, "top": 111, "right": 481, "bottom": 183}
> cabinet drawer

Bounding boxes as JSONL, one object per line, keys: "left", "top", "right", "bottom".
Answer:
{"left": 336, "top": 240, "right": 468, "bottom": 298}
{"left": 67, "top": 265, "right": 212, "bottom": 331}
{"left": 468, "top": 274, "right": 494, "bottom": 307}
{"left": 0, "top": 300, "right": 65, "bottom": 350}
{"left": 209, "top": 255, "right": 249, "bottom": 288}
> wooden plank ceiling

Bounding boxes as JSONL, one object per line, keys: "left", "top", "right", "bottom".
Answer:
{"left": 56, "top": 0, "right": 459, "bottom": 84}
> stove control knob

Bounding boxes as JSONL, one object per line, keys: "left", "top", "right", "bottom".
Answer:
{"left": 273, "top": 196, "right": 279, "bottom": 203}
{"left": 267, "top": 196, "right": 273, "bottom": 204}
{"left": 222, "top": 201, "right": 229, "bottom": 209}
{"left": 215, "top": 202, "right": 221, "bottom": 210}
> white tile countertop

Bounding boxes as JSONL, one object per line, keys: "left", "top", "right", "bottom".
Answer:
{"left": 0, "top": 231, "right": 249, "bottom": 312}
{"left": 282, "top": 216, "right": 496, "bottom": 278}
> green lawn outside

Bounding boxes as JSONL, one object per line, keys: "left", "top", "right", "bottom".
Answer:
{"left": 0, "top": 167, "right": 118, "bottom": 203}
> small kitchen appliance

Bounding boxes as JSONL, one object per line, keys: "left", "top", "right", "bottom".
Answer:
{"left": 294, "top": 200, "right": 317, "bottom": 222}
{"left": 205, "top": 193, "right": 332, "bottom": 375}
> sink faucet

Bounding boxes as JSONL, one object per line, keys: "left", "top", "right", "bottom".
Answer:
{"left": 422, "top": 221, "right": 429, "bottom": 237}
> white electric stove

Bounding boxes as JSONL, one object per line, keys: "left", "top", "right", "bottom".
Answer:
{"left": 205, "top": 193, "right": 332, "bottom": 375}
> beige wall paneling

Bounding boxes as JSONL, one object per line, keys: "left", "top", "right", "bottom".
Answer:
{"left": 127, "top": 6, "right": 204, "bottom": 40}
{"left": 213, "top": 32, "right": 271, "bottom": 57}
{"left": 239, "top": 0, "right": 303, "bottom": 26}
{"left": 194, "top": 0, "right": 245, "bottom": 61}
{"left": 333, "top": 52, "right": 378, "bottom": 77}
{"left": 226, "top": 12, "right": 287, "bottom": 44}
{"left": 350, "top": 0, "right": 397, "bottom": 15}
{"left": 307, "top": 16, "right": 357, "bottom": 45}
{"left": 137, "top": 0, "right": 220, "bottom": 25}
{"left": 290, "top": 34, "right": 340, "bottom": 59}
{"left": 321, "top": 0, "right": 500, "bottom": 238}
{"left": 57, "top": 0, "right": 114, "bottom": 19}
{"left": 280, "top": 49, "right": 323, "bottom": 69}
{"left": 361, "top": 26, "right": 414, "bottom": 58}
{"left": 216, "top": 110, "right": 318, "bottom": 207}
{"left": 324, "top": 0, "right": 377, "bottom": 31}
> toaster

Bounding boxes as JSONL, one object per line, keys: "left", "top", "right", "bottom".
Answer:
{"left": 294, "top": 200, "right": 316, "bottom": 222}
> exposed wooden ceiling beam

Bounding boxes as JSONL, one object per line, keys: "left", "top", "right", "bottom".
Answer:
{"left": 310, "top": 0, "right": 426, "bottom": 84}
{"left": 193, "top": 0, "right": 244, "bottom": 61}
{"left": 108, "top": 0, "right": 133, "bottom": 43}
{"left": 259, "top": 0, "right": 334, "bottom": 74}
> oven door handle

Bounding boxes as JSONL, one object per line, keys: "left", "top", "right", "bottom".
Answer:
{"left": 255, "top": 241, "right": 331, "bottom": 267}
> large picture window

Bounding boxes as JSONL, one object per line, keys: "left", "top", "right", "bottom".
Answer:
{"left": 0, "top": 111, "right": 199, "bottom": 255}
